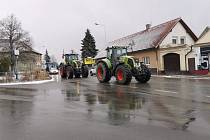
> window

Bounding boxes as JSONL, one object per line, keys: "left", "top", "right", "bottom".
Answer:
{"left": 142, "top": 57, "right": 150, "bottom": 65}
{"left": 117, "top": 49, "right": 121, "bottom": 55}
{"left": 172, "top": 36, "right": 178, "bottom": 44}
{"left": 180, "top": 36, "right": 186, "bottom": 44}
{"left": 122, "top": 48, "right": 127, "bottom": 55}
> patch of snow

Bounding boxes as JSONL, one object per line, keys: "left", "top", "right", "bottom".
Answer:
{"left": 0, "top": 78, "right": 54, "bottom": 86}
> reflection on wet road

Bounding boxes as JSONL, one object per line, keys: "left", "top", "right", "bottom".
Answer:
{"left": 0, "top": 76, "right": 210, "bottom": 140}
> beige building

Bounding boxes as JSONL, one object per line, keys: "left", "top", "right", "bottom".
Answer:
{"left": 109, "top": 18, "right": 198, "bottom": 74}
{"left": 17, "top": 50, "right": 42, "bottom": 71}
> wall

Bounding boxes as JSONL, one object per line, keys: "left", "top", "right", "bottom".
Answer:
{"left": 187, "top": 47, "right": 200, "bottom": 70}
{"left": 160, "top": 22, "right": 195, "bottom": 47}
{"left": 18, "top": 52, "right": 42, "bottom": 71}
{"left": 0, "top": 52, "right": 42, "bottom": 72}
{"left": 129, "top": 49, "right": 158, "bottom": 73}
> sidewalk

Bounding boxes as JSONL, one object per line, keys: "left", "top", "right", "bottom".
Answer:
{"left": 152, "top": 74, "right": 210, "bottom": 80}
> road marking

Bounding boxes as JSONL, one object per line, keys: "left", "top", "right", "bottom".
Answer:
{"left": 155, "top": 89, "right": 178, "bottom": 94}
{"left": 206, "top": 96, "right": 210, "bottom": 98}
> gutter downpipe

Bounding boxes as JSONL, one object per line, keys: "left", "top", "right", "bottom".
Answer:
{"left": 185, "top": 45, "right": 193, "bottom": 72}
{"left": 156, "top": 48, "right": 159, "bottom": 75}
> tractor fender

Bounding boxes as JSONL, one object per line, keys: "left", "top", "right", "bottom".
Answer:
{"left": 97, "top": 58, "right": 112, "bottom": 69}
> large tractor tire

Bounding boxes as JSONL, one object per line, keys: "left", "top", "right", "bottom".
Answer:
{"left": 66, "top": 66, "right": 74, "bottom": 79}
{"left": 96, "top": 62, "right": 111, "bottom": 83}
{"left": 135, "top": 65, "right": 151, "bottom": 83}
{"left": 74, "top": 69, "right": 81, "bottom": 78}
{"left": 60, "top": 65, "right": 66, "bottom": 78}
{"left": 82, "top": 65, "right": 89, "bottom": 78}
{"left": 115, "top": 64, "right": 132, "bottom": 85}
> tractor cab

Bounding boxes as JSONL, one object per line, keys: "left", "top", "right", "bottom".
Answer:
{"left": 106, "top": 46, "right": 128, "bottom": 60}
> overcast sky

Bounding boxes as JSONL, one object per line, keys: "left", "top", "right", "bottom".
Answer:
{"left": 0, "top": 0, "right": 209, "bottom": 62}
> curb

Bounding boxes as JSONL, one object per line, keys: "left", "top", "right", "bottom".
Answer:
{"left": 152, "top": 75, "right": 210, "bottom": 80}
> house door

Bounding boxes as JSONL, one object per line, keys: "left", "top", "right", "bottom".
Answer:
{"left": 164, "top": 53, "right": 180, "bottom": 74}
{"left": 188, "top": 58, "right": 195, "bottom": 73}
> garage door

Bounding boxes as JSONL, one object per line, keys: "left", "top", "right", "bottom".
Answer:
{"left": 164, "top": 53, "right": 180, "bottom": 74}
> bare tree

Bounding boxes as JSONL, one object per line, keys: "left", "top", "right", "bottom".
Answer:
{"left": 0, "top": 14, "right": 32, "bottom": 74}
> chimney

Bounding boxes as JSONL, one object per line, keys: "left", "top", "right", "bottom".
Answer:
{"left": 146, "top": 24, "right": 151, "bottom": 30}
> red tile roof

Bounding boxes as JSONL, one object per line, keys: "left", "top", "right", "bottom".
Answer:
{"left": 109, "top": 18, "right": 197, "bottom": 52}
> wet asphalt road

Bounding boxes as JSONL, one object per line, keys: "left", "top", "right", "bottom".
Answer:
{"left": 0, "top": 76, "right": 210, "bottom": 140}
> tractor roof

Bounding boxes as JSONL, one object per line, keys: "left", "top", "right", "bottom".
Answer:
{"left": 106, "top": 46, "right": 128, "bottom": 50}
{"left": 64, "top": 53, "right": 78, "bottom": 55}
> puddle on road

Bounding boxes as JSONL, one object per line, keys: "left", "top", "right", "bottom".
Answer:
{"left": 0, "top": 87, "right": 37, "bottom": 102}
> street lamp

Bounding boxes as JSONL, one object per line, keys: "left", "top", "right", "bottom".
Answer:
{"left": 95, "top": 22, "right": 107, "bottom": 47}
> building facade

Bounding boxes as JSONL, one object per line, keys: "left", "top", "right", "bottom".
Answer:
{"left": 194, "top": 27, "right": 210, "bottom": 71}
{"left": 0, "top": 39, "right": 42, "bottom": 72}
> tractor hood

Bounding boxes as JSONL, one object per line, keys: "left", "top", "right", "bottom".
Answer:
{"left": 119, "top": 55, "right": 134, "bottom": 62}
{"left": 122, "top": 55, "right": 140, "bottom": 63}
{"left": 71, "top": 60, "right": 82, "bottom": 68}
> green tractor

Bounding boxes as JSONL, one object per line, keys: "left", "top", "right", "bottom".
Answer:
{"left": 96, "top": 46, "right": 151, "bottom": 85}
{"left": 60, "top": 53, "right": 89, "bottom": 79}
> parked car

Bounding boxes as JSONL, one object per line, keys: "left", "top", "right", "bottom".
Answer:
{"left": 90, "top": 67, "right": 96, "bottom": 76}
{"left": 49, "top": 67, "right": 59, "bottom": 75}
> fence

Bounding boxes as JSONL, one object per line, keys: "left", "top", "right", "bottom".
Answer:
{"left": 0, "top": 69, "right": 51, "bottom": 83}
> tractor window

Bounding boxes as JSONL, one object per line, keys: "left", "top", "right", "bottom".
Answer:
{"left": 73, "top": 55, "right": 79, "bottom": 60}
{"left": 122, "top": 48, "right": 127, "bottom": 55}
{"left": 107, "top": 49, "right": 112, "bottom": 58}
{"left": 65, "top": 54, "right": 79, "bottom": 61}
{"left": 116, "top": 48, "right": 127, "bottom": 56}
{"left": 117, "top": 49, "right": 121, "bottom": 55}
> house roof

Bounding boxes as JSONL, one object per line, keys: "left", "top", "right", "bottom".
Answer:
{"left": 23, "top": 50, "right": 42, "bottom": 55}
{"left": 0, "top": 39, "right": 42, "bottom": 55}
{"left": 194, "top": 26, "right": 210, "bottom": 46}
{"left": 198, "top": 26, "right": 210, "bottom": 39}
{"left": 0, "top": 49, "right": 42, "bottom": 55}
{"left": 95, "top": 49, "right": 107, "bottom": 59}
{"left": 109, "top": 18, "right": 197, "bottom": 52}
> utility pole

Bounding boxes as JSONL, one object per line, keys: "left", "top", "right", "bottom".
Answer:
{"left": 95, "top": 23, "right": 107, "bottom": 47}
{"left": 14, "top": 49, "right": 19, "bottom": 80}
